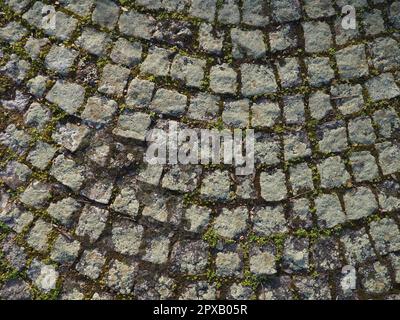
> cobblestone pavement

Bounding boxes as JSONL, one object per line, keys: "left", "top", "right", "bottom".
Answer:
{"left": 1, "top": 0, "right": 400, "bottom": 300}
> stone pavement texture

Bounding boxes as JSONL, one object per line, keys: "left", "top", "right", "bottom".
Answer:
{"left": 0, "top": 0, "right": 400, "bottom": 300}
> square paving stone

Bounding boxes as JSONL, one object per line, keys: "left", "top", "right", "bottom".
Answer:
{"left": 254, "top": 133, "right": 281, "bottom": 165}
{"left": 344, "top": 187, "right": 378, "bottom": 221}
{"left": 302, "top": 21, "right": 333, "bottom": 53}
{"left": 81, "top": 96, "right": 117, "bottom": 128}
{"left": 288, "top": 198, "right": 313, "bottom": 230}
{"left": 162, "top": 165, "right": 202, "bottom": 192}
{"left": 318, "top": 156, "right": 351, "bottom": 189}
{"left": 111, "top": 220, "right": 143, "bottom": 256}
{"left": 276, "top": 57, "right": 302, "bottom": 88}
{"left": 334, "top": 16, "right": 360, "bottom": 46}
{"left": 200, "top": 170, "right": 231, "bottom": 201}
{"left": 20, "top": 181, "right": 52, "bottom": 209}
{"left": 50, "top": 235, "right": 81, "bottom": 265}
{"left": 340, "top": 228, "right": 375, "bottom": 264}
{"left": 349, "top": 151, "right": 379, "bottom": 182}
{"left": 373, "top": 108, "right": 400, "bottom": 139}
{"left": 170, "top": 54, "right": 206, "bottom": 88}
{"left": 250, "top": 245, "right": 276, "bottom": 276}
{"left": 369, "top": 218, "right": 400, "bottom": 255}
{"left": 222, "top": 99, "right": 250, "bottom": 128}
{"left": 231, "top": 28, "right": 266, "bottom": 59}
{"left": 111, "top": 187, "right": 140, "bottom": 218}
{"left": 46, "top": 80, "right": 85, "bottom": 115}
{"left": 348, "top": 116, "right": 376, "bottom": 145}
{"left": 318, "top": 121, "right": 348, "bottom": 153}
{"left": 271, "top": 0, "right": 301, "bottom": 23}
{"left": 27, "top": 259, "right": 59, "bottom": 293}
{"left": 113, "top": 111, "right": 151, "bottom": 141}
{"left": 45, "top": 45, "right": 78, "bottom": 75}
{"left": 0, "top": 125, "right": 31, "bottom": 155}
{"left": 282, "top": 237, "right": 309, "bottom": 272}
{"left": 253, "top": 205, "right": 287, "bottom": 236}
{"left": 187, "top": 93, "right": 220, "bottom": 121}
{"left": 306, "top": 57, "right": 335, "bottom": 87}
{"left": 331, "top": 83, "right": 364, "bottom": 115}
{"left": 269, "top": 24, "right": 298, "bottom": 52}
{"left": 92, "top": 0, "right": 120, "bottom": 29}
{"left": 110, "top": 38, "right": 142, "bottom": 67}
{"left": 217, "top": 0, "right": 240, "bottom": 25}
{"left": 283, "top": 130, "right": 311, "bottom": 161}
{"left": 170, "top": 240, "right": 209, "bottom": 275}
{"left": 60, "top": 0, "right": 94, "bottom": 16}
{"left": 251, "top": 99, "right": 280, "bottom": 128}
{"left": 311, "top": 236, "right": 341, "bottom": 271}
{"left": 24, "top": 103, "right": 51, "bottom": 129}
{"left": 98, "top": 63, "right": 130, "bottom": 97}
{"left": 189, "top": 0, "right": 216, "bottom": 22}
{"left": 303, "top": 0, "right": 335, "bottom": 18}
{"left": 52, "top": 122, "right": 91, "bottom": 153}
{"left": 366, "top": 73, "right": 400, "bottom": 101}
{"left": 242, "top": 0, "right": 269, "bottom": 26}
{"left": 76, "top": 27, "right": 111, "bottom": 56}
{"left": 198, "top": 23, "right": 224, "bottom": 55}
{"left": 118, "top": 10, "right": 156, "bottom": 40}
{"left": 106, "top": 260, "right": 137, "bottom": 294}
{"left": 80, "top": 179, "right": 114, "bottom": 205}
{"left": 23, "top": 2, "right": 78, "bottom": 40}
{"left": 141, "top": 46, "right": 173, "bottom": 77}
{"left": 241, "top": 63, "right": 277, "bottom": 97}
{"left": 47, "top": 197, "right": 81, "bottom": 227}
{"left": 283, "top": 95, "right": 305, "bottom": 125}
{"left": 214, "top": 206, "right": 248, "bottom": 239}
{"left": 289, "top": 162, "right": 313, "bottom": 195}
{"left": 377, "top": 180, "right": 400, "bottom": 212}
{"left": 309, "top": 91, "right": 332, "bottom": 120}
{"left": 363, "top": 9, "right": 386, "bottom": 36}
{"left": 216, "top": 252, "right": 242, "bottom": 277}
{"left": 336, "top": 44, "right": 368, "bottom": 79}
{"left": 184, "top": 205, "right": 211, "bottom": 233}
{"left": 50, "top": 155, "right": 85, "bottom": 191}
{"left": 150, "top": 88, "right": 187, "bottom": 116}
{"left": 360, "top": 261, "right": 391, "bottom": 295}
{"left": 27, "top": 75, "right": 48, "bottom": 98}
{"left": 293, "top": 276, "right": 332, "bottom": 300}
{"left": 76, "top": 249, "right": 106, "bottom": 280}
{"left": 75, "top": 205, "right": 109, "bottom": 243}
{"left": 0, "top": 206, "right": 34, "bottom": 234}
{"left": 0, "top": 161, "right": 32, "bottom": 190}
{"left": 376, "top": 141, "right": 400, "bottom": 175}
{"left": 260, "top": 169, "right": 288, "bottom": 202}
{"left": 24, "top": 37, "right": 49, "bottom": 59}
{"left": 315, "top": 193, "right": 346, "bottom": 228}
{"left": 26, "top": 219, "right": 52, "bottom": 252}
{"left": 210, "top": 63, "right": 237, "bottom": 95}
{"left": 369, "top": 37, "right": 400, "bottom": 72}
{"left": 143, "top": 236, "right": 171, "bottom": 265}
{"left": 125, "top": 78, "right": 155, "bottom": 108}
